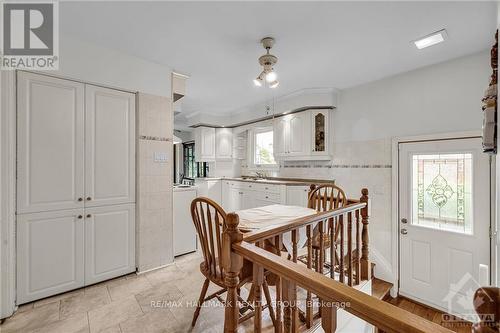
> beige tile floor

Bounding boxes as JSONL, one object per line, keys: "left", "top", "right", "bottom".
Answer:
{"left": 0, "top": 251, "right": 276, "bottom": 333}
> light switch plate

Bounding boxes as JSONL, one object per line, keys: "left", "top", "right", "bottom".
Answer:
{"left": 154, "top": 152, "right": 168, "bottom": 163}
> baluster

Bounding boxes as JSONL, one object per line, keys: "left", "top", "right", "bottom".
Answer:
{"left": 306, "top": 225, "right": 313, "bottom": 328}
{"left": 318, "top": 220, "right": 324, "bottom": 275}
{"left": 321, "top": 301, "right": 337, "bottom": 333}
{"left": 355, "top": 209, "right": 361, "bottom": 285}
{"left": 222, "top": 213, "right": 243, "bottom": 333}
{"left": 290, "top": 230, "right": 298, "bottom": 331}
{"left": 274, "top": 235, "right": 282, "bottom": 333}
{"left": 339, "top": 214, "right": 344, "bottom": 283}
{"left": 360, "top": 188, "right": 372, "bottom": 280}
{"left": 253, "top": 241, "right": 264, "bottom": 333}
{"left": 329, "top": 217, "right": 335, "bottom": 280}
{"left": 347, "top": 211, "right": 353, "bottom": 287}
{"left": 282, "top": 278, "right": 298, "bottom": 333}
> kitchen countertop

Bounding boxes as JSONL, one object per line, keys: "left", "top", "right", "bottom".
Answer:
{"left": 196, "top": 177, "right": 335, "bottom": 186}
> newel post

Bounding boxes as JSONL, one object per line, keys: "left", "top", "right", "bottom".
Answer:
{"left": 222, "top": 213, "right": 243, "bottom": 333}
{"left": 360, "top": 188, "right": 371, "bottom": 280}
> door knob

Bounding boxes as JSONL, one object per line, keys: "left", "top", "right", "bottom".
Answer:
{"left": 401, "top": 218, "right": 408, "bottom": 224}
{"left": 401, "top": 229, "right": 408, "bottom": 235}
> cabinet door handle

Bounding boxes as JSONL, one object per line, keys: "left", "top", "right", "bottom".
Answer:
{"left": 78, "top": 197, "right": 83, "bottom": 202}
{"left": 77, "top": 215, "right": 83, "bottom": 219}
{"left": 265, "top": 196, "right": 269, "bottom": 199}
{"left": 86, "top": 214, "right": 92, "bottom": 218}
{"left": 86, "top": 197, "right": 92, "bottom": 201}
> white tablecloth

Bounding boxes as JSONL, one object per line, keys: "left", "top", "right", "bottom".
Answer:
{"left": 235, "top": 204, "right": 318, "bottom": 254}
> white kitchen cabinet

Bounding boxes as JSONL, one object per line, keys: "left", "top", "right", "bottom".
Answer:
{"left": 227, "top": 186, "right": 242, "bottom": 212}
{"left": 273, "top": 117, "right": 288, "bottom": 158}
{"left": 194, "top": 127, "right": 216, "bottom": 161}
{"left": 196, "top": 178, "right": 222, "bottom": 204}
{"left": 17, "top": 209, "right": 85, "bottom": 303}
{"left": 173, "top": 188, "right": 197, "bottom": 257}
{"left": 288, "top": 112, "right": 311, "bottom": 157}
{"left": 310, "top": 110, "right": 330, "bottom": 158}
{"left": 221, "top": 180, "right": 231, "bottom": 210}
{"left": 272, "top": 109, "right": 331, "bottom": 161}
{"left": 216, "top": 128, "right": 233, "bottom": 160}
{"left": 17, "top": 72, "right": 85, "bottom": 214}
{"left": 84, "top": 204, "right": 136, "bottom": 285}
{"left": 85, "top": 85, "right": 136, "bottom": 207}
{"left": 286, "top": 186, "right": 311, "bottom": 207}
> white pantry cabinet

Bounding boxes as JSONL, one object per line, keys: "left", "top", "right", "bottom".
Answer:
{"left": 17, "top": 73, "right": 85, "bottom": 214}
{"left": 85, "top": 85, "right": 136, "bottom": 207}
{"left": 17, "top": 209, "right": 85, "bottom": 303}
{"left": 216, "top": 128, "right": 233, "bottom": 160}
{"left": 84, "top": 204, "right": 135, "bottom": 285}
{"left": 194, "top": 126, "right": 216, "bottom": 162}
{"left": 16, "top": 72, "right": 136, "bottom": 303}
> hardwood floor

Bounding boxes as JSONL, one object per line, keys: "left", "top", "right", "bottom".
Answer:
{"left": 385, "top": 296, "right": 473, "bottom": 333}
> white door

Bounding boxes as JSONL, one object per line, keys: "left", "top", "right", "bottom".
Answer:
{"left": 17, "top": 209, "right": 85, "bottom": 303}
{"left": 288, "top": 113, "right": 310, "bottom": 157}
{"left": 216, "top": 128, "right": 233, "bottom": 160}
{"left": 84, "top": 204, "right": 135, "bottom": 285}
{"left": 85, "top": 85, "right": 136, "bottom": 208}
{"left": 399, "top": 138, "right": 490, "bottom": 318}
{"left": 273, "top": 117, "right": 288, "bottom": 158}
{"left": 17, "top": 72, "right": 85, "bottom": 214}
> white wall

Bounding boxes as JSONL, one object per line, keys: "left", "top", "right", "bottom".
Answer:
{"left": 335, "top": 51, "right": 489, "bottom": 143}
{"left": 50, "top": 35, "right": 171, "bottom": 96}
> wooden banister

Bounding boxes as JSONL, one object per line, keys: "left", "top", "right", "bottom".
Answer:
{"left": 233, "top": 241, "right": 453, "bottom": 333}
{"left": 242, "top": 202, "right": 366, "bottom": 243}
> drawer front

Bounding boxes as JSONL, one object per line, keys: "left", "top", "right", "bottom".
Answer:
{"left": 255, "top": 191, "right": 281, "bottom": 202}
{"left": 254, "top": 183, "right": 280, "bottom": 193}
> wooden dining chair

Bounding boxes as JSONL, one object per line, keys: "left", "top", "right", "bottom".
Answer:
{"left": 190, "top": 197, "right": 275, "bottom": 327}
{"left": 307, "top": 184, "right": 348, "bottom": 274}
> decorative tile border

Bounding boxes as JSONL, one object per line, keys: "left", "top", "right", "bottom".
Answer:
{"left": 282, "top": 164, "right": 391, "bottom": 169}
{"left": 139, "top": 135, "right": 171, "bottom": 142}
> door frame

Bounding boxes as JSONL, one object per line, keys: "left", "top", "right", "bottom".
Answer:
{"left": 1, "top": 70, "right": 16, "bottom": 319}
{"left": 390, "top": 131, "right": 495, "bottom": 298}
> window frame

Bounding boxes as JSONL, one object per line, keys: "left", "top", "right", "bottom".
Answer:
{"left": 250, "top": 126, "right": 277, "bottom": 169}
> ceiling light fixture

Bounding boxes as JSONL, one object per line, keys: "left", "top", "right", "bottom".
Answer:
{"left": 413, "top": 29, "right": 447, "bottom": 49}
{"left": 254, "top": 37, "right": 279, "bottom": 88}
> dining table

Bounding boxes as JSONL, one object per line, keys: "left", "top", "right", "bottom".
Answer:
{"left": 234, "top": 204, "right": 318, "bottom": 254}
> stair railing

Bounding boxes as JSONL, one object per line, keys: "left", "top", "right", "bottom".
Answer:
{"left": 222, "top": 207, "right": 455, "bottom": 333}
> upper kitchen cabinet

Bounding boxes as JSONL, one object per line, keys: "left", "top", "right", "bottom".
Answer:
{"left": 288, "top": 112, "right": 311, "bottom": 157}
{"left": 194, "top": 126, "right": 216, "bottom": 161}
{"left": 215, "top": 128, "right": 233, "bottom": 160}
{"left": 273, "top": 109, "right": 330, "bottom": 161}
{"left": 310, "top": 109, "right": 330, "bottom": 158}
{"left": 85, "top": 85, "right": 136, "bottom": 208}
